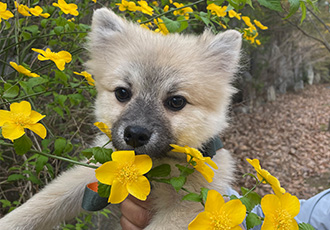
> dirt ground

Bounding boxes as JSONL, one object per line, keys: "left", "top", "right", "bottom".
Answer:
{"left": 222, "top": 84, "right": 330, "bottom": 199}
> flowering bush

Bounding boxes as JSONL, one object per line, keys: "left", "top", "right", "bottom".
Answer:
{"left": 0, "top": 0, "right": 317, "bottom": 229}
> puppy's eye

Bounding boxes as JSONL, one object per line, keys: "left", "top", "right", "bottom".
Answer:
{"left": 165, "top": 96, "right": 187, "bottom": 111}
{"left": 115, "top": 87, "right": 131, "bottom": 102}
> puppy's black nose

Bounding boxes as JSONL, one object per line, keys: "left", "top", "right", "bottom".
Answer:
{"left": 124, "top": 126, "right": 151, "bottom": 148}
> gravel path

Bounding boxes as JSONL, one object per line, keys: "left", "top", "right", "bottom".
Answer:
{"left": 223, "top": 84, "right": 330, "bottom": 199}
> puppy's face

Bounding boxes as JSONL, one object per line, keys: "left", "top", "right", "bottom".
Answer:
{"left": 86, "top": 9, "right": 241, "bottom": 158}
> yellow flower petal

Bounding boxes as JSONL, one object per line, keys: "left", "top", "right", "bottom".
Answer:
{"left": 109, "top": 179, "right": 129, "bottom": 203}
{"left": 2, "top": 122, "right": 25, "bottom": 141}
{"left": 10, "top": 101, "right": 31, "bottom": 117}
{"left": 134, "top": 155, "right": 152, "bottom": 174}
{"left": 194, "top": 161, "right": 215, "bottom": 183}
{"left": 95, "top": 161, "right": 119, "bottom": 185}
{"left": 0, "top": 110, "right": 11, "bottom": 126}
{"left": 205, "top": 190, "right": 225, "bottom": 213}
{"left": 29, "top": 111, "right": 45, "bottom": 123}
{"left": 221, "top": 200, "right": 246, "bottom": 226}
{"left": 126, "top": 175, "right": 150, "bottom": 201}
{"left": 261, "top": 194, "right": 281, "bottom": 216}
{"left": 112, "top": 151, "right": 135, "bottom": 165}
{"left": 58, "top": 51, "right": 72, "bottom": 63}
{"left": 188, "top": 211, "right": 212, "bottom": 230}
{"left": 93, "top": 121, "right": 111, "bottom": 139}
{"left": 53, "top": 59, "right": 66, "bottom": 71}
{"left": 25, "top": 123, "right": 47, "bottom": 139}
{"left": 281, "top": 193, "right": 300, "bottom": 217}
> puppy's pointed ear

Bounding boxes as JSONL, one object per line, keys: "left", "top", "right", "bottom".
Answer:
{"left": 203, "top": 30, "right": 242, "bottom": 74}
{"left": 90, "top": 8, "right": 126, "bottom": 39}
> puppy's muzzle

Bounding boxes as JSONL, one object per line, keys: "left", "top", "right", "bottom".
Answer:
{"left": 124, "top": 125, "right": 152, "bottom": 148}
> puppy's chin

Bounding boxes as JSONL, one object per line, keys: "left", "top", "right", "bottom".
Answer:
{"left": 112, "top": 141, "right": 172, "bottom": 158}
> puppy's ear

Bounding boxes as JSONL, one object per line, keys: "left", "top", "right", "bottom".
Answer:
{"left": 203, "top": 30, "right": 242, "bottom": 74}
{"left": 90, "top": 8, "right": 126, "bottom": 39}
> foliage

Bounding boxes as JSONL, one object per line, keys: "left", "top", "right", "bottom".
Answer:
{"left": 0, "top": 0, "right": 318, "bottom": 229}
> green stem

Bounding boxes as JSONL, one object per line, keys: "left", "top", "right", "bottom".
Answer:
{"left": 1, "top": 142, "right": 98, "bottom": 169}
{"left": 140, "top": 0, "right": 205, "bottom": 24}
{"left": 243, "top": 179, "right": 265, "bottom": 198}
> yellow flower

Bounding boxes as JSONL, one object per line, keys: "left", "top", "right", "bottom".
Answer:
{"left": 261, "top": 193, "right": 300, "bottom": 230}
{"left": 154, "top": 18, "right": 169, "bottom": 35}
{"left": 152, "top": 1, "right": 159, "bottom": 6}
{"left": 95, "top": 151, "right": 152, "bottom": 204}
{"left": 0, "top": 101, "right": 46, "bottom": 141}
{"left": 256, "top": 39, "right": 261, "bottom": 45}
{"left": 116, "top": 0, "right": 139, "bottom": 12}
{"left": 173, "top": 2, "right": 193, "bottom": 20}
{"left": 138, "top": 1, "right": 154, "bottom": 16}
{"left": 170, "top": 144, "right": 218, "bottom": 183}
{"left": 29, "top": 6, "right": 50, "bottom": 18}
{"left": 74, "top": 71, "right": 95, "bottom": 86}
{"left": 10, "top": 62, "right": 40, "bottom": 78}
{"left": 247, "top": 158, "right": 286, "bottom": 197}
{"left": 254, "top": 19, "right": 268, "bottom": 30}
{"left": 94, "top": 122, "right": 112, "bottom": 140}
{"left": 228, "top": 10, "right": 241, "bottom": 20}
{"left": 32, "top": 48, "right": 72, "bottom": 71}
{"left": 14, "top": 1, "right": 31, "bottom": 17}
{"left": 0, "top": 2, "right": 14, "bottom": 23}
{"left": 92, "top": 0, "right": 97, "bottom": 2}
{"left": 207, "top": 3, "right": 227, "bottom": 17}
{"left": 189, "top": 190, "right": 246, "bottom": 230}
{"left": 164, "top": 5, "right": 169, "bottom": 12}
{"left": 242, "top": 16, "right": 257, "bottom": 31}
{"left": 53, "top": 0, "right": 79, "bottom": 16}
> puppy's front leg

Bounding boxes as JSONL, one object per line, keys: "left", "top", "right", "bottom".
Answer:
{"left": 0, "top": 165, "right": 96, "bottom": 230}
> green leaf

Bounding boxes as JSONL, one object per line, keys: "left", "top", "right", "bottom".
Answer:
{"left": 54, "top": 137, "right": 67, "bottom": 156}
{"left": 257, "top": 0, "right": 283, "bottom": 12}
{"left": 97, "top": 181, "right": 111, "bottom": 198}
{"left": 199, "top": 12, "right": 211, "bottom": 26}
{"left": 7, "top": 174, "right": 25, "bottom": 182}
{"left": 246, "top": 212, "right": 262, "bottom": 230}
{"left": 13, "top": 135, "right": 32, "bottom": 155}
{"left": 175, "top": 164, "right": 194, "bottom": 177}
{"left": 81, "top": 148, "right": 94, "bottom": 159}
{"left": 240, "top": 187, "right": 261, "bottom": 212}
{"left": 54, "top": 26, "right": 64, "bottom": 36}
{"left": 93, "top": 147, "right": 112, "bottom": 164}
{"left": 182, "top": 192, "right": 202, "bottom": 202}
{"left": 300, "top": 2, "right": 307, "bottom": 24}
{"left": 3, "top": 83, "right": 19, "bottom": 98}
{"left": 298, "top": 223, "right": 316, "bottom": 230}
{"left": 177, "top": 16, "right": 188, "bottom": 33}
{"left": 23, "top": 25, "right": 39, "bottom": 36}
{"left": 27, "top": 77, "right": 48, "bottom": 88}
{"left": 200, "top": 187, "right": 209, "bottom": 203}
{"left": 52, "top": 106, "right": 64, "bottom": 119}
{"left": 161, "top": 16, "right": 181, "bottom": 33}
{"left": 170, "top": 176, "right": 186, "bottom": 192}
{"left": 21, "top": 31, "right": 31, "bottom": 40}
{"left": 147, "top": 164, "right": 171, "bottom": 178}
{"left": 284, "top": 0, "right": 301, "bottom": 19}
{"left": 35, "top": 155, "right": 48, "bottom": 174}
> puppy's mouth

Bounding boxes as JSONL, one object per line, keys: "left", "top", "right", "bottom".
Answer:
{"left": 111, "top": 125, "right": 174, "bottom": 158}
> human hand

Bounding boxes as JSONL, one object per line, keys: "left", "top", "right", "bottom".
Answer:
{"left": 120, "top": 195, "right": 152, "bottom": 230}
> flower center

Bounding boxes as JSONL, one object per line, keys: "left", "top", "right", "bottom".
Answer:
{"left": 116, "top": 164, "right": 138, "bottom": 185}
{"left": 274, "top": 209, "right": 292, "bottom": 230}
{"left": 12, "top": 113, "right": 31, "bottom": 127}
{"left": 211, "top": 212, "right": 231, "bottom": 230}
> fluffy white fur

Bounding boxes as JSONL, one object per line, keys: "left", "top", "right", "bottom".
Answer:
{"left": 0, "top": 8, "right": 242, "bottom": 230}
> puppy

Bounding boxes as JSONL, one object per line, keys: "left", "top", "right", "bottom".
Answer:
{"left": 0, "top": 8, "right": 242, "bottom": 229}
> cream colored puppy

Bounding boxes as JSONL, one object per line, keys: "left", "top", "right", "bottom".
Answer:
{"left": 0, "top": 8, "right": 242, "bottom": 230}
